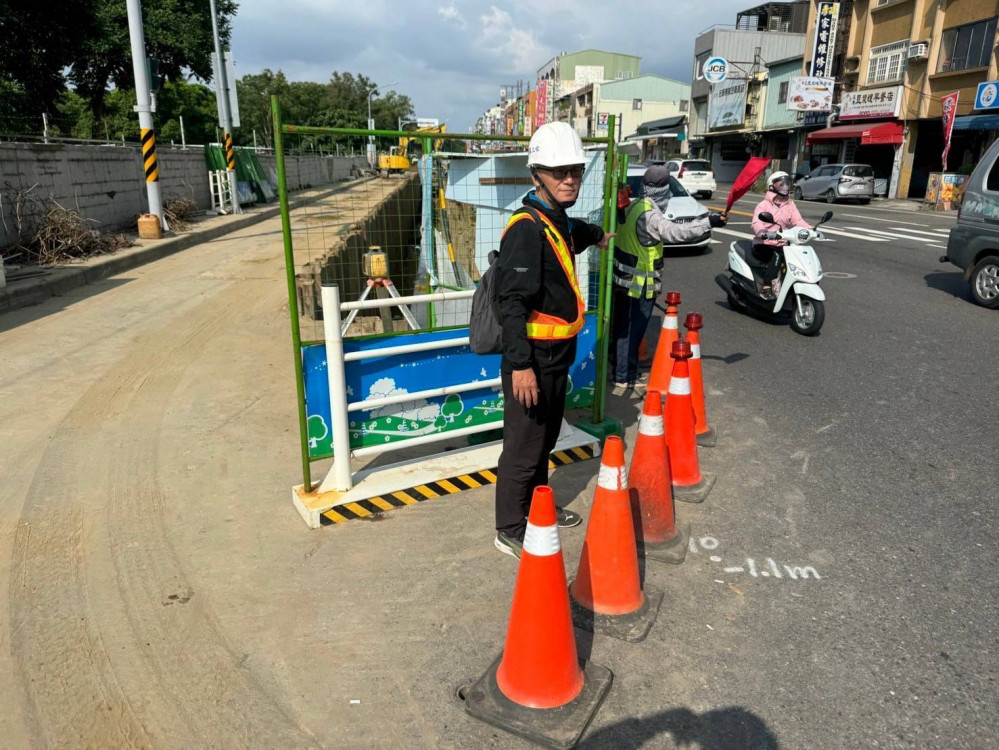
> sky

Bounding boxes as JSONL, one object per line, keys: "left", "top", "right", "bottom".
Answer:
{"left": 230, "top": 0, "right": 751, "bottom": 132}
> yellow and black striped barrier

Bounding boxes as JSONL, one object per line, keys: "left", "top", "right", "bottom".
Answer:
{"left": 319, "top": 444, "right": 598, "bottom": 525}
{"left": 141, "top": 128, "right": 158, "bottom": 182}
{"left": 223, "top": 132, "right": 236, "bottom": 170}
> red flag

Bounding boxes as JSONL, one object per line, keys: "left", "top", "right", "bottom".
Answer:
{"left": 725, "top": 156, "right": 772, "bottom": 213}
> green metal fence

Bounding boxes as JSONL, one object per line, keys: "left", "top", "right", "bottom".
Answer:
{"left": 271, "top": 95, "right": 622, "bottom": 491}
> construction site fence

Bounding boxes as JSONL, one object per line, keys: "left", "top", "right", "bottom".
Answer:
{"left": 271, "top": 95, "right": 623, "bottom": 491}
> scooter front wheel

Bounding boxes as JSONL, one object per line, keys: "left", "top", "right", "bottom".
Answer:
{"left": 790, "top": 297, "right": 824, "bottom": 336}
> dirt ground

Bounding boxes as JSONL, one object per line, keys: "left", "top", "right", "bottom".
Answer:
{"left": 0, "top": 198, "right": 822, "bottom": 749}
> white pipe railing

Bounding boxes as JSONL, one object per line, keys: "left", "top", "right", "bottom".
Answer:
{"left": 343, "top": 337, "right": 470, "bottom": 362}
{"left": 347, "top": 378, "right": 501, "bottom": 412}
{"left": 320, "top": 284, "right": 354, "bottom": 493}
{"left": 339, "top": 288, "right": 474, "bottom": 311}
{"left": 350, "top": 421, "right": 502, "bottom": 458}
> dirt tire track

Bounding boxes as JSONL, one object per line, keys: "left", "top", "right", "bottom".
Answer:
{"left": 9, "top": 281, "right": 318, "bottom": 749}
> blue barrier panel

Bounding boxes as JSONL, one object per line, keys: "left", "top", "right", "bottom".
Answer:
{"left": 303, "top": 313, "right": 597, "bottom": 460}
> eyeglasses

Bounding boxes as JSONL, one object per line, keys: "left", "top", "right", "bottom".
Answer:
{"left": 538, "top": 165, "right": 585, "bottom": 181}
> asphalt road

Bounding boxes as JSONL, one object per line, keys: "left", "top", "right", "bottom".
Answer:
{"left": 0, "top": 191, "right": 995, "bottom": 750}
{"left": 643, "top": 192, "right": 999, "bottom": 749}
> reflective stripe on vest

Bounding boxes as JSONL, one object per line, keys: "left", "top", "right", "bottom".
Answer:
{"left": 503, "top": 211, "right": 585, "bottom": 340}
{"left": 615, "top": 198, "right": 664, "bottom": 299}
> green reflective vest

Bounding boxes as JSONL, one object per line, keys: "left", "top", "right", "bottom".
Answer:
{"left": 614, "top": 198, "right": 664, "bottom": 299}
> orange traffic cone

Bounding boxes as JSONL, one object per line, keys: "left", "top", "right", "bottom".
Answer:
{"left": 647, "top": 291, "right": 682, "bottom": 394}
{"left": 665, "top": 340, "right": 716, "bottom": 503}
{"left": 628, "top": 391, "right": 689, "bottom": 564}
{"left": 464, "top": 486, "right": 613, "bottom": 748}
{"left": 638, "top": 336, "right": 651, "bottom": 366}
{"left": 570, "top": 436, "right": 663, "bottom": 642}
{"left": 685, "top": 312, "right": 717, "bottom": 448}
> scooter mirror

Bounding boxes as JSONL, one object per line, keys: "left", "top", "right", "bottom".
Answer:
{"left": 757, "top": 211, "right": 776, "bottom": 224}
{"left": 819, "top": 211, "right": 833, "bottom": 224}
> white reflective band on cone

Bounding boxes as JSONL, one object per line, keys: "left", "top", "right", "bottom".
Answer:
{"left": 663, "top": 316, "right": 678, "bottom": 330}
{"left": 690, "top": 344, "right": 701, "bottom": 359}
{"left": 639, "top": 414, "right": 665, "bottom": 435}
{"left": 598, "top": 463, "right": 628, "bottom": 490}
{"left": 523, "top": 522, "right": 561, "bottom": 556}
{"left": 668, "top": 378, "right": 691, "bottom": 396}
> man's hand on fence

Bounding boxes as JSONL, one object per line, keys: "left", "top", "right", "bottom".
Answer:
{"left": 596, "top": 232, "right": 616, "bottom": 250}
{"left": 512, "top": 368, "right": 540, "bottom": 408}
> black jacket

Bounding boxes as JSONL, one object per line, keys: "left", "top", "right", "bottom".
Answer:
{"left": 496, "top": 192, "right": 605, "bottom": 373}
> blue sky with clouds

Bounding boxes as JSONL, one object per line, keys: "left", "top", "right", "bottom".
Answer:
{"left": 230, "top": 1, "right": 751, "bottom": 131}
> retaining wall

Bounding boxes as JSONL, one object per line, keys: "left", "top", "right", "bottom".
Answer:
{"left": 0, "top": 141, "right": 368, "bottom": 247}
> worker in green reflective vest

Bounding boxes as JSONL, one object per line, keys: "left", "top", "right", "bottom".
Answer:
{"left": 610, "top": 165, "right": 726, "bottom": 394}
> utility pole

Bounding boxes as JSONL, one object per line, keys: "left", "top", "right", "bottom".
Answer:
{"left": 179, "top": 115, "right": 186, "bottom": 149}
{"left": 125, "top": 0, "right": 164, "bottom": 227}
{"left": 209, "top": 0, "right": 241, "bottom": 213}
{"left": 42, "top": 113, "right": 49, "bottom": 144}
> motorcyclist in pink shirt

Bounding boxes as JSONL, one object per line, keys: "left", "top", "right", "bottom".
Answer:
{"left": 750, "top": 171, "right": 812, "bottom": 298}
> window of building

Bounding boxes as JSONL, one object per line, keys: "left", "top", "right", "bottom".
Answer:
{"left": 632, "top": 98, "right": 643, "bottom": 110}
{"left": 680, "top": 99, "right": 689, "bottom": 112}
{"left": 874, "top": 0, "right": 892, "bottom": 7}
{"left": 938, "top": 17, "right": 997, "bottom": 73}
{"left": 866, "top": 40, "right": 908, "bottom": 84}
{"left": 778, "top": 81, "right": 789, "bottom": 104}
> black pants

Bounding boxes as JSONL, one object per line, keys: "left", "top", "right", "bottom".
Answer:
{"left": 495, "top": 366, "right": 568, "bottom": 540}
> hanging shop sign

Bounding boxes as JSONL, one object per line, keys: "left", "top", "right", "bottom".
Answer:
{"left": 941, "top": 92, "right": 959, "bottom": 170}
{"left": 597, "top": 112, "right": 610, "bottom": 131}
{"left": 702, "top": 56, "right": 729, "bottom": 85}
{"left": 517, "top": 98, "right": 525, "bottom": 135}
{"left": 536, "top": 80, "right": 548, "bottom": 129}
{"left": 708, "top": 78, "right": 748, "bottom": 130}
{"left": 810, "top": 2, "right": 840, "bottom": 78}
{"left": 839, "top": 85, "right": 902, "bottom": 120}
{"left": 787, "top": 76, "right": 835, "bottom": 111}
{"left": 974, "top": 81, "right": 999, "bottom": 110}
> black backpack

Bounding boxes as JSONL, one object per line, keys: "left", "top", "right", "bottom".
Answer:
{"left": 468, "top": 207, "right": 547, "bottom": 355}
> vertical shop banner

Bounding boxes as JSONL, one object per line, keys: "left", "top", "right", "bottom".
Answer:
{"left": 536, "top": 80, "right": 548, "bottom": 129}
{"left": 810, "top": 2, "right": 839, "bottom": 78}
{"left": 708, "top": 78, "right": 748, "bottom": 130}
{"left": 941, "top": 92, "right": 959, "bottom": 170}
{"left": 517, "top": 98, "right": 525, "bottom": 136}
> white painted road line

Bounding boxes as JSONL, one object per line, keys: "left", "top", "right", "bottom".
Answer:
{"left": 889, "top": 227, "right": 953, "bottom": 238}
{"left": 846, "top": 227, "right": 945, "bottom": 246}
{"left": 712, "top": 226, "right": 756, "bottom": 240}
{"left": 820, "top": 226, "right": 887, "bottom": 241}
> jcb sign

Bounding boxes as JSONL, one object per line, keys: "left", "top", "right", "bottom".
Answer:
{"left": 703, "top": 56, "right": 729, "bottom": 85}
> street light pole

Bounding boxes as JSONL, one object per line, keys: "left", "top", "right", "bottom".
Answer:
{"left": 209, "top": 0, "right": 241, "bottom": 213}
{"left": 125, "top": 0, "right": 164, "bottom": 227}
{"left": 366, "top": 81, "right": 398, "bottom": 168}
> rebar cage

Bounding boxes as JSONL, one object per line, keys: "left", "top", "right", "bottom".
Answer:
{"left": 271, "top": 96, "right": 622, "bottom": 490}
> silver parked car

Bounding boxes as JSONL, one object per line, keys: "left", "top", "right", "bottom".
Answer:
{"left": 794, "top": 163, "right": 874, "bottom": 204}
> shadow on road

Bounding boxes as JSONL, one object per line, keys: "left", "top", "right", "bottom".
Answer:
{"left": 581, "top": 706, "right": 782, "bottom": 750}
{"left": 0, "top": 277, "right": 133, "bottom": 334}
{"left": 924, "top": 271, "right": 972, "bottom": 302}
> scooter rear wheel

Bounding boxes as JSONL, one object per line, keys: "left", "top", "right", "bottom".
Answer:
{"left": 790, "top": 297, "right": 824, "bottom": 336}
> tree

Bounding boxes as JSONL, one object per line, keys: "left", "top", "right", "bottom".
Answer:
{"left": 70, "top": 0, "right": 238, "bottom": 119}
{"left": 155, "top": 79, "right": 220, "bottom": 145}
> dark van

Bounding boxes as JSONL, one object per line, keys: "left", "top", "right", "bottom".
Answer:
{"left": 941, "top": 139, "right": 999, "bottom": 308}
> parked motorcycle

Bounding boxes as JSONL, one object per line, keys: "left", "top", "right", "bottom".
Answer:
{"left": 715, "top": 210, "right": 832, "bottom": 336}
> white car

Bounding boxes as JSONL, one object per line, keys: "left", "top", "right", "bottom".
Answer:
{"left": 587, "top": 164, "right": 712, "bottom": 252}
{"left": 663, "top": 159, "right": 716, "bottom": 199}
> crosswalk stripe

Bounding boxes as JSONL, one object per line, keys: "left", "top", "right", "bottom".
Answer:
{"left": 819, "top": 226, "right": 885, "bottom": 241}
{"left": 889, "top": 227, "right": 952, "bottom": 238}
{"left": 712, "top": 226, "right": 756, "bottom": 240}
{"left": 846, "top": 226, "right": 944, "bottom": 243}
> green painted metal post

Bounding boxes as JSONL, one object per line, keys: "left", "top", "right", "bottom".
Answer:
{"left": 272, "top": 95, "right": 312, "bottom": 491}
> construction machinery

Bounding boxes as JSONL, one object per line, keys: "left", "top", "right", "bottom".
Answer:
{"left": 378, "top": 124, "right": 447, "bottom": 174}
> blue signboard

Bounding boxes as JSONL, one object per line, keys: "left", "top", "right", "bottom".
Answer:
{"left": 975, "top": 81, "right": 999, "bottom": 111}
{"left": 302, "top": 314, "right": 598, "bottom": 459}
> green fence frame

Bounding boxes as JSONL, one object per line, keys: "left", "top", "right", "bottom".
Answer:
{"left": 270, "top": 95, "right": 621, "bottom": 491}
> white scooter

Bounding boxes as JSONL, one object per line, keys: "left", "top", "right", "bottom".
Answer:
{"left": 715, "top": 210, "right": 832, "bottom": 336}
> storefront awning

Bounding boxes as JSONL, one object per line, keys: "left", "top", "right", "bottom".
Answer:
{"left": 806, "top": 121, "right": 904, "bottom": 146}
{"left": 953, "top": 114, "right": 999, "bottom": 130}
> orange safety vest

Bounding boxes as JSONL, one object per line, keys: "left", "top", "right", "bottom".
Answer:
{"left": 502, "top": 210, "right": 586, "bottom": 340}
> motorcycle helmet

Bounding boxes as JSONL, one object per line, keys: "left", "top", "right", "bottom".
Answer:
{"left": 768, "top": 171, "right": 791, "bottom": 196}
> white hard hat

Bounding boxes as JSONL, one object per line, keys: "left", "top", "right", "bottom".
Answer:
{"left": 768, "top": 171, "right": 791, "bottom": 188}
{"left": 527, "top": 122, "right": 586, "bottom": 168}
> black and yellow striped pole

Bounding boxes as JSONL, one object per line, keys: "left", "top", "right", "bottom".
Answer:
{"left": 125, "top": 0, "right": 164, "bottom": 227}
{"left": 223, "top": 132, "right": 236, "bottom": 171}
{"left": 210, "top": 0, "right": 241, "bottom": 213}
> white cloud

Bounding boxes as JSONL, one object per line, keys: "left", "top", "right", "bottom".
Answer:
{"left": 478, "top": 6, "right": 549, "bottom": 73}
{"left": 437, "top": 5, "right": 461, "bottom": 22}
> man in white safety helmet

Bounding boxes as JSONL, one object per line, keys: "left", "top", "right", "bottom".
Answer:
{"left": 492, "top": 121, "right": 615, "bottom": 558}
{"left": 750, "top": 170, "right": 812, "bottom": 298}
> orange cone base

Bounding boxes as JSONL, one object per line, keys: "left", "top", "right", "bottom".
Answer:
{"left": 696, "top": 426, "right": 717, "bottom": 448}
{"left": 464, "top": 653, "right": 613, "bottom": 750}
{"left": 637, "top": 522, "right": 690, "bottom": 565}
{"left": 570, "top": 584, "right": 663, "bottom": 643}
{"left": 673, "top": 472, "right": 717, "bottom": 504}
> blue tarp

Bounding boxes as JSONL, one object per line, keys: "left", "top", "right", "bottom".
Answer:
{"left": 953, "top": 114, "right": 999, "bottom": 130}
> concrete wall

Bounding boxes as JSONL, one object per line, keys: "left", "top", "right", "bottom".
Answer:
{"left": 0, "top": 141, "right": 368, "bottom": 247}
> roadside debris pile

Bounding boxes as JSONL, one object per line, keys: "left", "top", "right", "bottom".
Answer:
{"left": 163, "top": 195, "right": 199, "bottom": 231}
{"left": 1, "top": 184, "right": 131, "bottom": 265}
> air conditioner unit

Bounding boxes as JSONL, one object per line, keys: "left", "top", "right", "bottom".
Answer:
{"left": 844, "top": 56, "right": 861, "bottom": 72}
{"left": 908, "top": 43, "right": 929, "bottom": 60}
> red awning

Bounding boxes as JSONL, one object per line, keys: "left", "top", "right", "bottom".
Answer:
{"left": 806, "top": 121, "right": 903, "bottom": 146}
